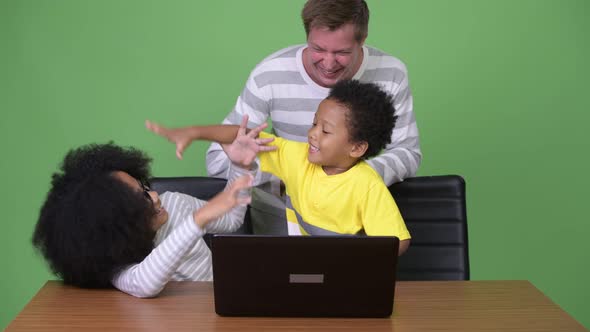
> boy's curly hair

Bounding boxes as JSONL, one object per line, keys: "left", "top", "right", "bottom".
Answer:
{"left": 327, "top": 79, "right": 397, "bottom": 159}
{"left": 33, "top": 143, "right": 157, "bottom": 288}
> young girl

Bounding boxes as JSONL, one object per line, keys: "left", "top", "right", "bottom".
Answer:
{"left": 33, "top": 142, "right": 254, "bottom": 298}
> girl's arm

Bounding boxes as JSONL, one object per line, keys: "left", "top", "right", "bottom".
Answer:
{"left": 111, "top": 175, "right": 252, "bottom": 298}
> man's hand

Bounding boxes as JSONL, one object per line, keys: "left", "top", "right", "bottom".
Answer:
{"left": 145, "top": 120, "right": 194, "bottom": 160}
{"left": 221, "top": 115, "right": 277, "bottom": 168}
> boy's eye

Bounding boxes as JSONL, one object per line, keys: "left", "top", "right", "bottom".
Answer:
{"left": 322, "top": 130, "right": 330, "bottom": 134}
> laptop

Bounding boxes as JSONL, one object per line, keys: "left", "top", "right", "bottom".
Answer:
{"left": 211, "top": 234, "right": 399, "bottom": 317}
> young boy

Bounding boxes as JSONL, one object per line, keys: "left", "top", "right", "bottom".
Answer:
{"left": 147, "top": 80, "right": 411, "bottom": 255}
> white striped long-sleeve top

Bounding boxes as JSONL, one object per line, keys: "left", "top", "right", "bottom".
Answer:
{"left": 111, "top": 167, "right": 248, "bottom": 298}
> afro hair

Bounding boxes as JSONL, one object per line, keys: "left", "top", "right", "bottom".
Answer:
{"left": 33, "top": 143, "right": 158, "bottom": 288}
{"left": 327, "top": 79, "right": 397, "bottom": 159}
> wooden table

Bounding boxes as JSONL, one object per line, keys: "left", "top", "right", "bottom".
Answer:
{"left": 6, "top": 280, "right": 587, "bottom": 331}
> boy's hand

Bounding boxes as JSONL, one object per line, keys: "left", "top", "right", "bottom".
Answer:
{"left": 145, "top": 120, "right": 193, "bottom": 160}
{"left": 222, "top": 115, "right": 277, "bottom": 168}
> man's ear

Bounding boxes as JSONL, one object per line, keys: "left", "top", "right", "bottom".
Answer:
{"left": 350, "top": 141, "right": 368, "bottom": 159}
{"left": 359, "top": 37, "right": 367, "bottom": 47}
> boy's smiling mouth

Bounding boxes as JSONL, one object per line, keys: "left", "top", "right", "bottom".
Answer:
{"left": 309, "top": 143, "right": 319, "bottom": 153}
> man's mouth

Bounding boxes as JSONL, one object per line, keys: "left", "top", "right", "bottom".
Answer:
{"left": 317, "top": 66, "right": 342, "bottom": 78}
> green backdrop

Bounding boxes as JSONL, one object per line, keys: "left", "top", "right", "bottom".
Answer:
{"left": 2, "top": 0, "right": 589, "bottom": 329}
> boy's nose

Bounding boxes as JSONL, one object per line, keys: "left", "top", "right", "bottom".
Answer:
{"left": 308, "top": 127, "right": 317, "bottom": 140}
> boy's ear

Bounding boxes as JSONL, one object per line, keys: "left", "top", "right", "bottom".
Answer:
{"left": 350, "top": 141, "right": 368, "bottom": 159}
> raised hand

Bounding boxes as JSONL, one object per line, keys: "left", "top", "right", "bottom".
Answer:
{"left": 192, "top": 173, "right": 253, "bottom": 227}
{"left": 221, "top": 115, "right": 277, "bottom": 168}
{"left": 145, "top": 120, "right": 193, "bottom": 160}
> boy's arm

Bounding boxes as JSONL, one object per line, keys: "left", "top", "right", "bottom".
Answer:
{"left": 398, "top": 239, "right": 410, "bottom": 256}
{"left": 361, "top": 181, "right": 412, "bottom": 256}
{"left": 145, "top": 115, "right": 276, "bottom": 168}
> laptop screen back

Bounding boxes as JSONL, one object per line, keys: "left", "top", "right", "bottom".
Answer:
{"left": 211, "top": 235, "right": 399, "bottom": 317}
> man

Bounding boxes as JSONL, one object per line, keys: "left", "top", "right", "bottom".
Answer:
{"left": 206, "top": 0, "right": 421, "bottom": 234}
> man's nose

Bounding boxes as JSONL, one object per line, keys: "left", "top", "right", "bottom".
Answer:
{"left": 324, "top": 53, "right": 338, "bottom": 68}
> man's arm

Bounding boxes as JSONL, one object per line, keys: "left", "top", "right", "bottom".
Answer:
{"left": 146, "top": 115, "right": 276, "bottom": 168}
{"left": 145, "top": 121, "right": 240, "bottom": 159}
{"left": 367, "top": 67, "right": 422, "bottom": 185}
{"left": 206, "top": 70, "right": 272, "bottom": 179}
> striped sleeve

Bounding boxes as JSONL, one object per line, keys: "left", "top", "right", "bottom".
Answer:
{"left": 111, "top": 209, "right": 204, "bottom": 298}
{"left": 205, "top": 47, "right": 302, "bottom": 185}
{"left": 362, "top": 49, "right": 422, "bottom": 184}
{"left": 112, "top": 164, "right": 251, "bottom": 297}
{"left": 203, "top": 163, "right": 250, "bottom": 233}
{"left": 205, "top": 75, "right": 275, "bottom": 185}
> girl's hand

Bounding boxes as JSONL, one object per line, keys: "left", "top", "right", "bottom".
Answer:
{"left": 192, "top": 173, "right": 253, "bottom": 227}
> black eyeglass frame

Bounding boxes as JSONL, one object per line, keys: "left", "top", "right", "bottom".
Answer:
{"left": 138, "top": 180, "right": 152, "bottom": 200}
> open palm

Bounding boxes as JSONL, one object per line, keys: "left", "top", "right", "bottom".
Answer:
{"left": 222, "top": 115, "right": 276, "bottom": 168}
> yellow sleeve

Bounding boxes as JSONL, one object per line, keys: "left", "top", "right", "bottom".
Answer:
{"left": 257, "top": 132, "right": 290, "bottom": 181}
{"left": 360, "top": 182, "right": 411, "bottom": 240}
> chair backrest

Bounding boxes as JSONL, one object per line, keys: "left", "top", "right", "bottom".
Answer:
{"left": 150, "top": 176, "right": 252, "bottom": 235}
{"left": 389, "top": 175, "right": 470, "bottom": 280}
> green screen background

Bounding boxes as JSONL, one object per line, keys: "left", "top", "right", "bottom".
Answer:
{"left": 2, "top": 0, "right": 589, "bottom": 328}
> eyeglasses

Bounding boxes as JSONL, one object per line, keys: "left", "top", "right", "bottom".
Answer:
{"left": 138, "top": 180, "right": 152, "bottom": 200}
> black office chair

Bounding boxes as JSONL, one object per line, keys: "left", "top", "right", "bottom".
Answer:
{"left": 150, "top": 175, "right": 470, "bottom": 281}
{"left": 150, "top": 176, "right": 252, "bottom": 237}
{"left": 389, "top": 175, "right": 470, "bottom": 280}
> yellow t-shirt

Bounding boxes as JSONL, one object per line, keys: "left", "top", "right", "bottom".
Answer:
{"left": 258, "top": 132, "right": 410, "bottom": 239}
